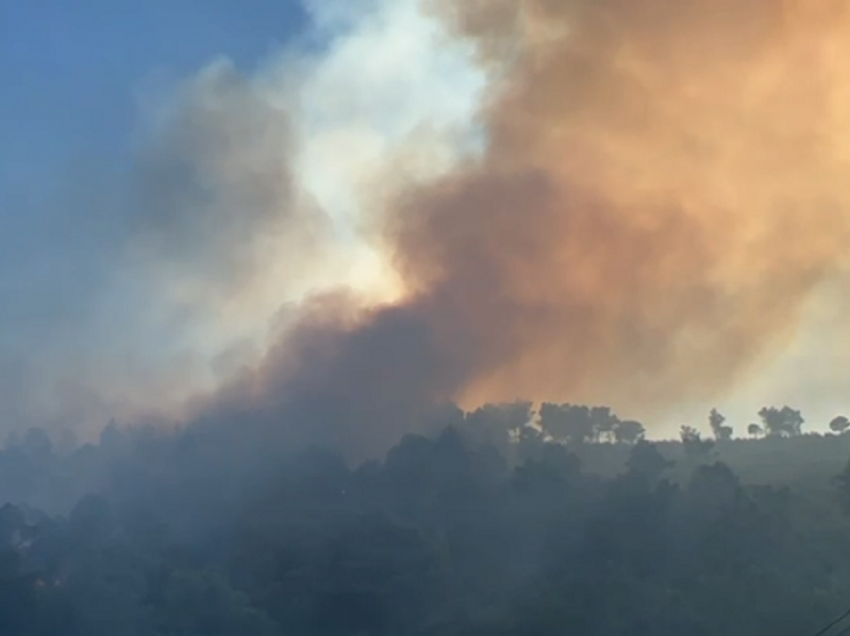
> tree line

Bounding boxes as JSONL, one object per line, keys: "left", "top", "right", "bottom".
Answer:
{"left": 0, "top": 403, "right": 850, "bottom": 634}
{"left": 471, "top": 401, "right": 848, "bottom": 450}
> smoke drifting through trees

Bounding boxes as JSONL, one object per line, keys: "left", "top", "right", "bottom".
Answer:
{"left": 4, "top": 406, "right": 850, "bottom": 635}
{"left": 9, "top": 3, "right": 850, "bottom": 633}
{"left": 194, "top": 1, "right": 850, "bottom": 457}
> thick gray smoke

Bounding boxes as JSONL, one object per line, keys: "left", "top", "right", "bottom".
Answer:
{"left": 196, "top": 0, "right": 850, "bottom": 459}
{"left": 7, "top": 0, "right": 850, "bottom": 457}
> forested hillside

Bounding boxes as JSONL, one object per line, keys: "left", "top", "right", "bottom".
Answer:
{"left": 3, "top": 403, "right": 850, "bottom": 635}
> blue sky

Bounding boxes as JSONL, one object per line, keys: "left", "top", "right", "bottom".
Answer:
{"left": 0, "top": 1, "right": 313, "bottom": 426}
{"left": 0, "top": 1, "right": 307, "bottom": 186}
{"left": 0, "top": 1, "right": 309, "bottom": 344}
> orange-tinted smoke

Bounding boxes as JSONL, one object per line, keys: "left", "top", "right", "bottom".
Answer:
{"left": 398, "top": 0, "right": 850, "bottom": 406}
{"left": 226, "top": 0, "right": 850, "bottom": 456}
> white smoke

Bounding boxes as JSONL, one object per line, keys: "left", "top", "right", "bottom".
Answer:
{"left": 0, "top": 0, "right": 488, "bottom": 438}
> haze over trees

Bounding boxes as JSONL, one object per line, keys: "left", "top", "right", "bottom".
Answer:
{"left": 0, "top": 403, "right": 848, "bottom": 634}
{"left": 6, "top": 0, "right": 850, "bottom": 633}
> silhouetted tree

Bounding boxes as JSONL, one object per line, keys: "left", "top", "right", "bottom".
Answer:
{"left": 747, "top": 423, "right": 764, "bottom": 438}
{"left": 613, "top": 419, "right": 645, "bottom": 444}
{"left": 539, "top": 403, "right": 594, "bottom": 444}
{"left": 709, "top": 408, "right": 733, "bottom": 441}
{"left": 759, "top": 406, "right": 804, "bottom": 438}
{"left": 830, "top": 416, "right": 850, "bottom": 435}
{"left": 591, "top": 406, "right": 618, "bottom": 443}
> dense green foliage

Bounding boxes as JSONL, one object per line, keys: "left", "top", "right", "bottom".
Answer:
{"left": 3, "top": 403, "right": 850, "bottom": 635}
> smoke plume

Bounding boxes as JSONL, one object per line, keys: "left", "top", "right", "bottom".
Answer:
{"left": 207, "top": 0, "right": 850, "bottom": 456}
{"left": 7, "top": 0, "right": 850, "bottom": 454}
{"left": 0, "top": 0, "right": 484, "bottom": 441}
